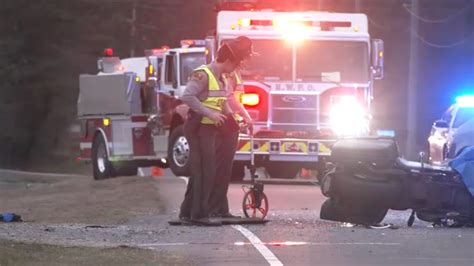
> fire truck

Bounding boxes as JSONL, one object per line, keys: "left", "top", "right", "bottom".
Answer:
{"left": 78, "top": 42, "right": 206, "bottom": 180}
{"left": 78, "top": 3, "right": 385, "bottom": 181}
{"left": 194, "top": 2, "right": 385, "bottom": 179}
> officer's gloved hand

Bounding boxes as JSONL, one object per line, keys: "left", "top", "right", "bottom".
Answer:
{"left": 243, "top": 117, "right": 253, "bottom": 133}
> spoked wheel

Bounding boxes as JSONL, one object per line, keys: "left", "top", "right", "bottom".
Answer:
{"left": 242, "top": 190, "right": 269, "bottom": 219}
{"left": 168, "top": 125, "right": 190, "bottom": 176}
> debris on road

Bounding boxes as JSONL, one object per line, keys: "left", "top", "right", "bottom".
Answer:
{"left": 0, "top": 213, "right": 22, "bottom": 223}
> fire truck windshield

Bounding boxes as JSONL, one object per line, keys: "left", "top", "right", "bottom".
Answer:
{"left": 223, "top": 39, "right": 369, "bottom": 83}
{"left": 180, "top": 52, "right": 206, "bottom": 84}
{"left": 243, "top": 39, "right": 292, "bottom": 81}
{"left": 297, "top": 41, "right": 369, "bottom": 83}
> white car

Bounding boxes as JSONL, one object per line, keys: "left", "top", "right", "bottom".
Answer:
{"left": 428, "top": 96, "right": 474, "bottom": 164}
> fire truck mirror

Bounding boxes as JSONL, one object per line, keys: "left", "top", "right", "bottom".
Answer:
{"left": 371, "top": 39, "right": 384, "bottom": 80}
{"left": 146, "top": 77, "right": 157, "bottom": 88}
{"left": 172, "top": 55, "right": 178, "bottom": 88}
{"left": 97, "top": 59, "right": 103, "bottom": 72}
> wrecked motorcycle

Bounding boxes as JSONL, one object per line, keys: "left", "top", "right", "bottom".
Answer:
{"left": 320, "top": 138, "right": 474, "bottom": 227}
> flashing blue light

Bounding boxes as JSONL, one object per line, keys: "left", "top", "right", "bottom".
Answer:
{"left": 455, "top": 95, "right": 474, "bottom": 107}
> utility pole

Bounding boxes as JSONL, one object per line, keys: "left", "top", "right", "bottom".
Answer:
{"left": 130, "top": 0, "right": 138, "bottom": 57}
{"left": 407, "top": 0, "right": 419, "bottom": 159}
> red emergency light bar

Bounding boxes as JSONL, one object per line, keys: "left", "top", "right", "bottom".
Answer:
{"left": 238, "top": 18, "right": 351, "bottom": 32}
{"left": 319, "top": 21, "right": 352, "bottom": 31}
{"left": 250, "top": 19, "right": 273, "bottom": 26}
{"left": 215, "top": 1, "right": 257, "bottom": 11}
{"left": 144, "top": 46, "right": 170, "bottom": 57}
{"left": 180, "top": 39, "right": 206, "bottom": 48}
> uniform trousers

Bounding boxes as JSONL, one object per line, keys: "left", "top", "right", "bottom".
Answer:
{"left": 179, "top": 113, "right": 239, "bottom": 219}
{"left": 208, "top": 116, "right": 239, "bottom": 215}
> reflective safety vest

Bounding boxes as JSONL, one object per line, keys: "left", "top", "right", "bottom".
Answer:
{"left": 228, "top": 71, "right": 245, "bottom": 123}
{"left": 197, "top": 65, "right": 228, "bottom": 124}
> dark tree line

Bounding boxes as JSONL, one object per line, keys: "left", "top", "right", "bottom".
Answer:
{"left": 0, "top": 0, "right": 202, "bottom": 168}
{"left": 0, "top": 0, "right": 220, "bottom": 168}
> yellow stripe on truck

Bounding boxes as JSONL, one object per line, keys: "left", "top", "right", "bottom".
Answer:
{"left": 239, "top": 141, "right": 331, "bottom": 154}
{"left": 259, "top": 142, "right": 269, "bottom": 152}
{"left": 238, "top": 141, "right": 269, "bottom": 152}
{"left": 319, "top": 143, "right": 331, "bottom": 153}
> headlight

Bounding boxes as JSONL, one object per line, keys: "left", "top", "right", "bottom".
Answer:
{"left": 329, "top": 96, "right": 369, "bottom": 136}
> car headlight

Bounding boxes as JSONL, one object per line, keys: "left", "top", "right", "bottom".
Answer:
{"left": 329, "top": 96, "right": 369, "bottom": 136}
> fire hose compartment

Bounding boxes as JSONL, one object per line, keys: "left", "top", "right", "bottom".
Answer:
{"left": 78, "top": 73, "right": 142, "bottom": 116}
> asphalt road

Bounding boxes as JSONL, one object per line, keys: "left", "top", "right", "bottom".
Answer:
{"left": 143, "top": 169, "right": 474, "bottom": 266}
{"left": 1, "top": 167, "right": 473, "bottom": 266}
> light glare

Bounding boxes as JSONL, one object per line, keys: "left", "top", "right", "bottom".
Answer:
{"left": 273, "top": 17, "right": 311, "bottom": 43}
{"left": 455, "top": 95, "right": 474, "bottom": 107}
{"left": 329, "top": 96, "right": 368, "bottom": 136}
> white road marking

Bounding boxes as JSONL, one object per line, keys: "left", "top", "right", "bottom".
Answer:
{"left": 234, "top": 241, "right": 400, "bottom": 246}
{"left": 138, "top": 241, "right": 400, "bottom": 248}
{"left": 232, "top": 225, "right": 283, "bottom": 266}
{"left": 179, "top": 176, "right": 189, "bottom": 186}
{"left": 176, "top": 173, "right": 280, "bottom": 265}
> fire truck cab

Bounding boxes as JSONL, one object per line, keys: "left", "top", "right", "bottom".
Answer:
{"left": 155, "top": 41, "right": 206, "bottom": 176}
{"left": 203, "top": 3, "right": 384, "bottom": 180}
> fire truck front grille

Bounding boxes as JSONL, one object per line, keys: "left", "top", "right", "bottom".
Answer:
{"left": 270, "top": 94, "right": 319, "bottom": 131}
{"left": 272, "top": 110, "right": 317, "bottom": 124}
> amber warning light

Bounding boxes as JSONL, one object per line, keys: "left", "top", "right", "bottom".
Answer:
{"left": 241, "top": 93, "right": 260, "bottom": 107}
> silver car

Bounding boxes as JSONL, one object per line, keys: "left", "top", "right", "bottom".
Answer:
{"left": 428, "top": 98, "right": 474, "bottom": 164}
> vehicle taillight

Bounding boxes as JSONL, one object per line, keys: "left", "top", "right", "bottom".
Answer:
{"left": 241, "top": 93, "right": 260, "bottom": 107}
{"left": 242, "top": 85, "right": 268, "bottom": 122}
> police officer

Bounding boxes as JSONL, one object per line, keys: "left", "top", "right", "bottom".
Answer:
{"left": 178, "top": 37, "right": 253, "bottom": 225}
{"left": 208, "top": 39, "right": 254, "bottom": 218}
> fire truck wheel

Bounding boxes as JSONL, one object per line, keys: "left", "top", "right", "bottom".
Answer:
{"left": 265, "top": 163, "right": 300, "bottom": 179}
{"left": 231, "top": 162, "right": 246, "bottom": 182}
{"left": 168, "top": 125, "right": 190, "bottom": 176}
{"left": 92, "top": 134, "right": 112, "bottom": 180}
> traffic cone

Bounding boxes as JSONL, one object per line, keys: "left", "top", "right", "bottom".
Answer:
{"left": 151, "top": 166, "right": 163, "bottom": 177}
{"left": 300, "top": 168, "right": 311, "bottom": 178}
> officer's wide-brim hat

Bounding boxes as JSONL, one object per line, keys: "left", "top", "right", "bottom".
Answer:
{"left": 223, "top": 36, "right": 258, "bottom": 62}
